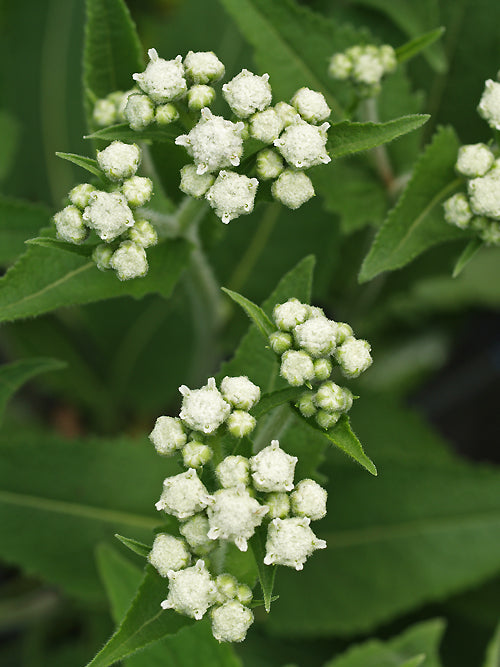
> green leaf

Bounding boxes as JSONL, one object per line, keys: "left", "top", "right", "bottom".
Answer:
{"left": 85, "top": 123, "right": 182, "bottom": 144}
{"left": 328, "top": 115, "right": 429, "bottom": 160}
{"left": 115, "top": 534, "right": 151, "bottom": 559}
{"left": 96, "top": 543, "right": 143, "bottom": 623}
{"left": 483, "top": 623, "right": 500, "bottom": 667}
{"left": 249, "top": 525, "right": 277, "bottom": 613}
{"left": 359, "top": 127, "right": 466, "bottom": 283}
{"left": 0, "top": 358, "right": 66, "bottom": 425}
{"left": 252, "top": 387, "right": 303, "bottom": 419}
{"left": 452, "top": 237, "right": 483, "bottom": 278}
{"left": 25, "top": 236, "right": 97, "bottom": 258}
{"left": 396, "top": 27, "right": 446, "bottom": 65}
{"left": 317, "top": 414, "right": 377, "bottom": 476}
{"left": 55, "top": 152, "right": 104, "bottom": 180}
{"left": 221, "top": 287, "right": 275, "bottom": 339}
{"left": 0, "top": 196, "right": 50, "bottom": 265}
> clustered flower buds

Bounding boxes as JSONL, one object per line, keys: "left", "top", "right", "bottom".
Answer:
{"left": 52, "top": 141, "right": 158, "bottom": 280}
{"left": 269, "top": 298, "right": 372, "bottom": 429}
{"left": 328, "top": 44, "right": 397, "bottom": 97}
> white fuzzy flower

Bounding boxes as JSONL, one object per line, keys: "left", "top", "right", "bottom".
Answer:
{"left": 187, "top": 85, "right": 216, "bottom": 112}
{"left": 250, "top": 440, "right": 297, "bottom": 493}
{"left": 296, "top": 391, "right": 317, "bottom": 419}
{"left": 155, "top": 468, "right": 212, "bottom": 519}
{"left": 222, "top": 69, "right": 272, "bottom": 118}
{"left": 129, "top": 219, "right": 158, "bottom": 248}
{"left": 83, "top": 191, "right": 135, "bottom": 241}
{"left": 264, "top": 517, "right": 326, "bottom": 570}
{"left": 121, "top": 176, "right": 153, "bottom": 208}
{"left": 93, "top": 98, "right": 117, "bottom": 127}
{"left": 352, "top": 49, "right": 385, "bottom": 86}
{"left": 97, "top": 142, "right": 141, "bottom": 182}
{"left": 205, "top": 170, "right": 258, "bottom": 223}
{"left": 179, "top": 514, "right": 214, "bottom": 555}
{"left": 293, "top": 315, "right": 337, "bottom": 357}
{"left": 335, "top": 337, "right": 373, "bottom": 378}
{"left": 265, "top": 491, "right": 290, "bottom": 519}
{"left": 271, "top": 170, "right": 315, "bottom": 209}
{"left": 256, "top": 148, "right": 284, "bottom": 180}
{"left": 314, "top": 381, "right": 353, "bottom": 412}
{"left": 335, "top": 322, "right": 354, "bottom": 345}
{"left": 249, "top": 108, "right": 283, "bottom": 143}
{"left": 227, "top": 411, "right": 257, "bottom": 438}
{"left": 69, "top": 183, "right": 95, "bottom": 210}
{"left": 184, "top": 51, "right": 225, "bottom": 84}
{"left": 207, "top": 485, "right": 268, "bottom": 551}
{"left": 478, "top": 79, "right": 500, "bottom": 130}
{"left": 133, "top": 49, "right": 187, "bottom": 104}
{"left": 161, "top": 559, "right": 217, "bottom": 620}
{"left": 280, "top": 349, "right": 315, "bottom": 386}
{"left": 268, "top": 330, "right": 292, "bottom": 355}
{"left": 215, "top": 573, "right": 238, "bottom": 601}
{"left": 110, "top": 241, "right": 148, "bottom": 281}
{"left": 467, "top": 171, "right": 500, "bottom": 220}
{"left": 290, "top": 479, "right": 327, "bottom": 521}
{"left": 179, "top": 164, "right": 215, "bottom": 198}
{"left": 216, "top": 455, "right": 250, "bottom": 488}
{"left": 148, "top": 533, "right": 190, "bottom": 576}
{"left": 456, "top": 143, "right": 495, "bottom": 178}
{"left": 149, "top": 416, "right": 187, "bottom": 456}
{"left": 211, "top": 601, "right": 254, "bottom": 643}
{"left": 155, "top": 103, "right": 179, "bottom": 125}
{"left": 273, "top": 298, "right": 309, "bottom": 331}
{"left": 176, "top": 108, "right": 245, "bottom": 175}
{"left": 182, "top": 441, "right": 212, "bottom": 468}
{"left": 443, "top": 193, "right": 473, "bottom": 229}
{"left": 92, "top": 244, "right": 113, "bottom": 271}
{"left": 328, "top": 52, "right": 353, "bottom": 80}
{"left": 53, "top": 205, "right": 88, "bottom": 244}
{"left": 379, "top": 45, "right": 397, "bottom": 73}
{"left": 313, "top": 357, "right": 333, "bottom": 382}
{"left": 220, "top": 376, "right": 261, "bottom": 410}
{"left": 124, "top": 94, "right": 155, "bottom": 131}
{"left": 316, "top": 409, "right": 341, "bottom": 430}
{"left": 274, "top": 121, "right": 330, "bottom": 169}
{"left": 291, "top": 87, "right": 331, "bottom": 124}
{"left": 274, "top": 101, "right": 301, "bottom": 127}
{"left": 179, "top": 377, "right": 231, "bottom": 434}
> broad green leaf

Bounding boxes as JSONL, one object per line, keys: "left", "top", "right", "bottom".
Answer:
{"left": 26, "top": 236, "right": 96, "bottom": 257}
{"left": 249, "top": 525, "right": 277, "bottom": 613}
{"left": 55, "top": 152, "right": 104, "bottom": 180}
{"left": 0, "top": 196, "right": 51, "bottom": 264}
{"left": 328, "top": 115, "right": 429, "bottom": 160}
{"left": 0, "top": 110, "right": 20, "bottom": 182}
{"left": 252, "top": 387, "right": 303, "bottom": 419}
{"left": 221, "top": 287, "right": 275, "bottom": 339}
{"left": 115, "top": 534, "right": 151, "bottom": 559}
{"left": 359, "top": 127, "right": 467, "bottom": 283}
{"left": 396, "top": 27, "right": 446, "bottom": 65}
{"left": 483, "top": 623, "right": 500, "bottom": 667}
{"left": 0, "top": 357, "right": 66, "bottom": 425}
{"left": 86, "top": 123, "right": 182, "bottom": 144}
{"left": 97, "top": 543, "right": 143, "bottom": 622}
{"left": 452, "top": 237, "right": 483, "bottom": 278}
{"left": 317, "top": 414, "right": 377, "bottom": 476}
{"left": 323, "top": 619, "right": 444, "bottom": 667}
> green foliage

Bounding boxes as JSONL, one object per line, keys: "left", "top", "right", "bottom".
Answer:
{"left": 483, "top": 624, "right": 500, "bottom": 667}
{"left": 115, "top": 534, "right": 151, "bottom": 559}
{"left": 55, "top": 152, "right": 106, "bottom": 180}
{"left": 0, "top": 196, "right": 51, "bottom": 264}
{"left": 86, "top": 123, "right": 182, "bottom": 143}
{"left": 452, "top": 237, "right": 483, "bottom": 278}
{"left": 395, "top": 27, "right": 446, "bottom": 66}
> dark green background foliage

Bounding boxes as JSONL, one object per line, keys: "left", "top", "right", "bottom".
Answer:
{"left": 0, "top": 0, "right": 499, "bottom": 665}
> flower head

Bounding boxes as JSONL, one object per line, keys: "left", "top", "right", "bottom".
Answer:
{"left": 207, "top": 486, "right": 268, "bottom": 551}
{"left": 211, "top": 601, "right": 254, "bottom": 642}
{"left": 133, "top": 49, "right": 187, "bottom": 104}
{"left": 179, "top": 377, "right": 231, "bottom": 434}
{"left": 205, "top": 170, "right": 259, "bottom": 223}
{"left": 250, "top": 440, "right": 297, "bottom": 492}
{"left": 161, "top": 559, "right": 217, "bottom": 620}
{"left": 155, "top": 469, "right": 212, "bottom": 520}
{"left": 264, "top": 517, "right": 326, "bottom": 570}
{"left": 222, "top": 69, "right": 272, "bottom": 118}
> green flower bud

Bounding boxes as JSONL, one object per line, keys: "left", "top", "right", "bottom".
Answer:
{"left": 227, "top": 410, "right": 257, "bottom": 438}
{"left": 155, "top": 103, "right": 180, "bottom": 125}
{"left": 182, "top": 440, "right": 212, "bottom": 468}
{"left": 269, "top": 330, "right": 292, "bottom": 355}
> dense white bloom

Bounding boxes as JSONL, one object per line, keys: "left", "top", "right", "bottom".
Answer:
{"left": 265, "top": 492, "right": 291, "bottom": 519}
{"left": 54, "top": 205, "right": 88, "bottom": 244}
{"left": 293, "top": 315, "right": 337, "bottom": 357}
{"left": 155, "top": 469, "right": 212, "bottom": 519}
{"left": 352, "top": 49, "right": 385, "bottom": 86}
{"left": 129, "top": 219, "right": 158, "bottom": 248}
{"left": 83, "top": 191, "right": 135, "bottom": 241}
{"left": 161, "top": 560, "right": 217, "bottom": 620}
{"left": 179, "top": 377, "right": 231, "bottom": 434}
{"left": 250, "top": 440, "right": 297, "bottom": 492}
{"left": 274, "top": 121, "right": 330, "bottom": 169}
{"left": 222, "top": 69, "right": 272, "bottom": 118}
{"left": 155, "top": 103, "right": 179, "bottom": 125}
{"left": 443, "top": 192, "right": 473, "bottom": 229}
{"left": 296, "top": 391, "right": 317, "bottom": 419}
{"left": 268, "top": 330, "right": 293, "bottom": 355}
{"left": 110, "top": 241, "right": 148, "bottom": 281}
{"left": 148, "top": 533, "right": 190, "bottom": 576}
{"left": 205, "top": 170, "right": 259, "bottom": 224}
{"left": 227, "top": 411, "right": 257, "bottom": 438}
{"left": 69, "top": 183, "right": 95, "bottom": 210}
{"left": 280, "top": 349, "right": 315, "bottom": 386}
{"left": 314, "top": 381, "right": 353, "bottom": 412}
{"left": 182, "top": 441, "right": 212, "bottom": 468}
{"left": 335, "top": 337, "right": 373, "bottom": 378}
{"left": 93, "top": 98, "right": 117, "bottom": 127}
{"left": 93, "top": 244, "right": 113, "bottom": 271}
{"left": 187, "top": 84, "right": 216, "bottom": 111}
{"left": 121, "top": 176, "right": 153, "bottom": 208}
{"left": 207, "top": 486, "right": 268, "bottom": 551}
{"left": 271, "top": 170, "right": 315, "bottom": 209}
{"left": 179, "top": 514, "right": 214, "bottom": 555}
{"left": 184, "top": 51, "right": 225, "bottom": 84}
{"left": 97, "top": 141, "right": 140, "bottom": 182}
{"left": 249, "top": 108, "right": 283, "bottom": 143}
{"left": 211, "top": 601, "right": 254, "bottom": 643}
{"left": 220, "top": 376, "right": 261, "bottom": 410}
{"left": 273, "top": 298, "right": 309, "bottom": 331}
{"left": 290, "top": 479, "right": 327, "bottom": 521}
{"left": 274, "top": 101, "right": 301, "bottom": 127}
{"left": 467, "top": 171, "right": 500, "bottom": 220}
{"left": 124, "top": 94, "right": 155, "bottom": 131}
{"left": 264, "top": 517, "right": 326, "bottom": 570}
{"left": 291, "top": 87, "right": 331, "bottom": 124}
{"left": 477, "top": 79, "right": 500, "bottom": 130}
{"left": 328, "top": 52, "right": 353, "bottom": 80}
{"left": 179, "top": 164, "right": 215, "bottom": 198}
{"left": 216, "top": 455, "right": 250, "bottom": 488}
{"left": 313, "top": 357, "right": 333, "bottom": 382}
{"left": 316, "top": 409, "right": 341, "bottom": 430}
{"left": 176, "top": 108, "right": 245, "bottom": 175}
{"left": 456, "top": 143, "right": 495, "bottom": 178}
{"left": 256, "top": 148, "right": 284, "bottom": 180}
{"left": 133, "top": 49, "right": 187, "bottom": 104}
{"left": 149, "top": 416, "right": 187, "bottom": 456}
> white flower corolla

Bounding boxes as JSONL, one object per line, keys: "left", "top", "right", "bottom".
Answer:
{"left": 93, "top": 244, "right": 114, "bottom": 271}
{"left": 467, "top": 171, "right": 500, "bottom": 220}
{"left": 124, "top": 94, "right": 155, "bottom": 131}
{"left": 478, "top": 79, "right": 500, "bottom": 130}
{"left": 274, "top": 121, "right": 330, "bottom": 169}
{"left": 227, "top": 411, "right": 257, "bottom": 438}
{"left": 211, "top": 601, "right": 254, "bottom": 643}
{"left": 293, "top": 315, "right": 337, "bottom": 357}
{"left": 148, "top": 533, "right": 191, "bottom": 576}
{"left": 182, "top": 440, "right": 212, "bottom": 468}
{"left": 250, "top": 440, "right": 297, "bottom": 493}
{"left": 249, "top": 108, "right": 283, "bottom": 143}
{"left": 184, "top": 51, "right": 225, "bottom": 85}
{"left": 352, "top": 48, "right": 385, "bottom": 86}
{"left": 313, "top": 357, "right": 333, "bottom": 382}
{"left": 179, "top": 514, "right": 214, "bottom": 555}
{"left": 161, "top": 559, "right": 217, "bottom": 620}
{"left": 215, "top": 574, "right": 238, "bottom": 601}
{"left": 93, "top": 98, "right": 117, "bottom": 127}
{"left": 96, "top": 141, "right": 141, "bottom": 182}
{"left": 269, "top": 330, "right": 293, "bottom": 355}
{"left": 264, "top": 517, "right": 326, "bottom": 570}
{"left": 379, "top": 45, "right": 397, "bottom": 73}
{"left": 222, "top": 69, "right": 272, "bottom": 118}
{"left": 443, "top": 193, "right": 473, "bottom": 229}
{"left": 328, "top": 52, "right": 353, "bottom": 80}
{"left": 271, "top": 170, "right": 315, "bottom": 210}
{"left": 256, "top": 148, "right": 284, "bottom": 180}
{"left": 274, "top": 101, "right": 301, "bottom": 127}
{"left": 316, "top": 409, "right": 341, "bottom": 430}
{"left": 456, "top": 143, "right": 495, "bottom": 178}
{"left": 273, "top": 298, "right": 309, "bottom": 331}
{"left": 110, "top": 241, "right": 148, "bottom": 281}
{"left": 220, "top": 376, "right": 261, "bottom": 411}
{"left": 149, "top": 415, "right": 187, "bottom": 456}
{"left": 187, "top": 84, "right": 216, "bottom": 112}
{"left": 314, "top": 381, "right": 353, "bottom": 413}
{"left": 179, "top": 164, "right": 215, "bottom": 198}
{"left": 121, "top": 176, "right": 153, "bottom": 208}
{"left": 207, "top": 485, "right": 269, "bottom": 551}
{"left": 155, "top": 469, "right": 212, "bottom": 519}
{"left": 179, "top": 377, "right": 231, "bottom": 434}
{"left": 176, "top": 108, "right": 245, "bottom": 175}
{"left": 155, "top": 103, "right": 179, "bottom": 125}
{"left": 205, "top": 170, "right": 259, "bottom": 224}
{"left": 53, "top": 205, "right": 88, "bottom": 244}
{"left": 216, "top": 455, "right": 250, "bottom": 488}
{"left": 334, "top": 322, "right": 354, "bottom": 345}
{"left": 69, "top": 183, "right": 95, "bottom": 210}
{"left": 335, "top": 337, "right": 373, "bottom": 379}
{"left": 280, "top": 349, "right": 315, "bottom": 386}
{"left": 291, "top": 87, "right": 331, "bottom": 124}
{"left": 129, "top": 219, "right": 158, "bottom": 248}
{"left": 296, "top": 391, "right": 317, "bottom": 419}
{"left": 265, "top": 491, "right": 290, "bottom": 519}
{"left": 133, "top": 49, "right": 187, "bottom": 104}
{"left": 290, "top": 479, "right": 327, "bottom": 521}
{"left": 83, "top": 191, "right": 135, "bottom": 241}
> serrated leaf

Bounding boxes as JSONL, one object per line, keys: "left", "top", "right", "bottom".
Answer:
{"left": 115, "top": 534, "right": 150, "bottom": 559}
{"left": 0, "top": 196, "right": 51, "bottom": 264}
{"left": 316, "top": 414, "right": 377, "bottom": 476}
{"left": 396, "top": 27, "right": 446, "bottom": 65}
{"left": 328, "top": 115, "right": 429, "bottom": 160}
{"left": 252, "top": 387, "right": 303, "bottom": 419}
{"left": 452, "top": 237, "right": 483, "bottom": 278}
{"left": 483, "top": 623, "right": 500, "bottom": 667}
{"left": 55, "top": 152, "right": 104, "bottom": 179}
{"left": 0, "top": 358, "right": 66, "bottom": 425}
{"left": 96, "top": 543, "right": 143, "bottom": 623}
{"left": 249, "top": 525, "right": 277, "bottom": 613}
{"left": 26, "top": 236, "right": 96, "bottom": 257}
{"left": 86, "top": 123, "right": 182, "bottom": 144}
{"left": 359, "top": 127, "right": 467, "bottom": 283}
{"left": 222, "top": 287, "right": 275, "bottom": 339}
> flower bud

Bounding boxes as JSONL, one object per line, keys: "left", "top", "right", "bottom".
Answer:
{"left": 124, "top": 94, "right": 155, "bottom": 131}
{"left": 335, "top": 337, "right": 373, "bottom": 379}
{"left": 220, "top": 376, "right": 261, "bottom": 410}
{"left": 315, "top": 381, "right": 353, "bottom": 412}
{"left": 182, "top": 440, "right": 212, "bottom": 468}
{"left": 187, "top": 85, "right": 216, "bottom": 111}
{"left": 148, "top": 533, "right": 190, "bottom": 576}
{"left": 179, "top": 163, "right": 215, "bottom": 198}
{"left": 264, "top": 517, "right": 326, "bottom": 570}
{"left": 313, "top": 358, "right": 332, "bottom": 381}
{"left": 216, "top": 573, "right": 238, "bottom": 600}
{"left": 179, "top": 377, "right": 231, "bottom": 434}
{"left": 149, "top": 415, "right": 187, "bottom": 456}
{"left": 467, "top": 172, "right": 500, "bottom": 220}
{"left": 128, "top": 219, "right": 158, "bottom": 248}
{"left": 211, "top": 600, "right": 254, "bottom": 642}
{"left": 184, "top": 51, "right": 225, "bottom": 84}
{"left": 216, "top": 455, "right": 250, "bottom": 488}
{"left": 293, "top": 315, "right": 337, "bottom": 357}
{"left": 290, "top": 87, "right": 331, "bottom": 124}
{"left": 269, "top": 330, "right": 292, "bottom": 354}
{"left": 271, "top": 170, "right": 315, "bottom": 209}
{"left": 290, "top": 479, "right": 327, "bottom": 521}
{"left": 227, "top": 410, "right": 257, "bottom": 438}
{"left": 265, "top": 491, "right": 290, "bottom": 519}
{"left": 280, "top": 349, "right": 315, "bottom": 386}
{"left": 250, "top": 440, "right": 297, "bottom": 493}
{"left": 93, "top": 98, "right": 117, "bottom": 127}
{"left": 256, "top": 148, "right": 284, "bottom": 180}
{"left": 133, "top": 49, "right": 187, "bottom": 104}
{"left": 273, "top": 298, "right": 309, "bottom": 331}
{"left": 222, "top": 69, "right": 272, "bottom": 118}
{"left": 456, "top": 143, "right": 495, "bottom": 178}
{"left": 69, "top": 183, "right": 95, "bottom": 210}
{"left": 92, "top": 244, "right": 114, "bottom": 271}
{"left": 274, "top": 121, "right": 330, "bottom": 169}
{"left": 316, "top": 409, "right": 341, "bottom": 430}
{"left": 53, "top": 205, "right": 88, "bottom": 244}
{"left": 296, "top": 391, "right": 317, "bottom": 418}
{"left": 161, "top": 559, "right": 217, "bottom": 620}
{"left": 83, "top": 190, "right": 135, "bottom": 241}
{"left": 207, "top": 485, "right": 268, "bottom": 552}
{"left": 122, "top": 176, "right": 153, "bottom": 207}
{"left": 236, "top": 584, "right": 253, "bottom": 605}
{"left": 477, "top": 79, "right": 500, "bottom": 130}
{"left": 328, "top": 52, "right": 353, "bottom": 80}
{"left": 110, "top": 241, "right": 148, "bottom": 281}
{"left": 155, "top": 469, "right": 212, "bottom": 520}
{"left": 97, "top": 141, "right": 141, "bottom": 182}
{"left": 205, "top": 170, "right": 258, "bottom": 224}
{"left": 249, "top": 108, "right": 283, "bottom": 143}
{"left": 179, "top": 514, "right": 214, "bottom": 555}
{"left": 155, "top": 103, "right": 180, "bottom": 125}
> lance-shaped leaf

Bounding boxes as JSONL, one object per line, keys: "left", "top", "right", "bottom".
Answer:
{"left": 222, "top": 287, "right": 275, "bottom": 338}
{"left": 86, "top": 123, "right": 182, "bottom": 144}
{"left": 249, "top": 525, "right": 277, "bottom": 613}
{"left": 55, "top": 152, "right": 104, "bottom": 180}
{"left": 115, "top": 534, "right": 151, "bottom": 560}
{"left": 396, "top": 27, "right": 446, "bottom": 66}
{"left": 452, "top": 237, "right": 483, "bottom": 278}
{"left": 316, "top": 414, "right": 377, "bottom": 476}
{"left": 26, "top": 237, "right": 97, "bottom": 258}
{"left": 0, "top": 196, "right": 51, "bottom": 264}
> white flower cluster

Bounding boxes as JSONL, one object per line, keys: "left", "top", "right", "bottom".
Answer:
{"left": 478, "top": 78, "right": 500, "bottom": 131}
{"left": 328, "top": 44, "right": 397, "bottom": 96}
{"left": 92, "top": 89, "right": 137, "bottom": 128}
{"left": 53, "top": 141, "right": 158, "bottom": 280}
{"left": 269, "top": 298, "right": 372, "bottom": 429}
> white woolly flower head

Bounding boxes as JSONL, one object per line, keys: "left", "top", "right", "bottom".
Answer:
{"left": 274, "top": 101, "right": 301, "bottom": 127}
{"left": 352, "top": 48, "right": 385, "bottom": 86}
{"left": 148, "top": 533, "right": 191, "bottom": 576}
{"left": 296, "top": 391, "right": 317, "bottom": 419}
{"left": 290, "top": 479, "right": 327, "bottom": 521}
{"left": 264, "top": 516, "right": 327, "bottom": 570}
{"left": 155, "top": 468, "right": 212, "bottom": 519}
{"left": 250, "top": 439, "right": 297, "bottom": 493}
{"left": 133, "top": 49, "right": 187, "bottom": 104}
{"left": 184, "top": 50, "right": 225, "bottom": 84}
{"left": 249, "top": 108, "right": 283, "bottom": 143}
{"left": 83, "top": 191, "right": 135, "bottom": 241}
{"left": 121, "top": 176, "right": 153, "bottom": 208}
{"left": 187, "top": 84, "right": 216, "bottom": 112}
{"left": 269, "top": 330, "right": 293, "bottom": 355}
{"left": 110, "top": 241, "right": 148, "bottom": 281}
{"left": 155, "top": 103, "right": 179, "bottom": 125}
{"left": 216, "top": 455, "right": 250, "bottom": 488}
{"left": 205, "top": 170, "right": 259, "bottom": 224}
{"left": 124, "top": 94, "right": 155, "bottom": 131}
{"left": 92, "top": 244, "right": 113, "bottom": 271}
{"left": 176, "top": 108, "right": 245, "bottom": 175}
{"left": 335, "top": 337, "right": 373, "bottom": 379}
{"left": 456, "top": 143, "right": 495, "bottom": 178}
{"left": 227, "top": 411, "right": 257, "bottom": 438}
{"left": 443, "top": 192, "right": 473, "bottom": 229}
{"left": 316, "top": 409, "right": 342, "bottom": 430}
{"left": 161, "top": 559, "right": 217, "bottom": 620}
{"left": 271, "top": 170, "right": 315, "bottom": 210}
{"left": 335, "top": 322, "right": 354, "bottom": 345}
{"left": 293, "top": 315, "right": 338, "bottom": 357}
{"left": 314, "top": 381, "right": 353, "bottom": 413}
{"left": 129, "top": 219, "right": 158, "bottom": 248}
{"left": 256, "top": 148, "right": 284, "bottom": 180}
{"left": 280, "top": 349, "right": 315, "bottom": 386}
{"left": 467, "top": 170, "right": 500, "bottom": 220}
{"left": 69, "top": 183, "right": 95, "bottom": 210}
{"left": 179, "top": 514, "right": 214, "bottom": 555}
{"left": 274, "top": 120, "right": 330, "bottom": 169}
{"left": 211, "top": 601, "right": 254, "bottom": 643}
{"left": 265, "top": 491, "right": 291, "bottom": 519}
{"left": 179, "top": 164, "right": 215, "bottom": 198}
{"left": 149, "top": 415, "right": 187, "bottom": 456}
{"left": 328, "top": 52, "right": 353, "bottom": 80}
{"left": 220, "top": 376, "right": 261, "bottom": 411}
{"left": 182, "top": 440, "right": 212, "bottom": 468}
{"left": 54, "top": 205, "right": 88, "bottom": 244}
{"left": 477, "top": 79, "right": 500, "bottom": 130}
{"left": 179, "top": 377, "right": 231, "bottom": 434}
{"left": 207, "top": 485, "right": 269, "bottom": 552}
{"left": 290, "top": 87, "right": 331, "bottom": 124}
{"left": 97, "top": 141, "right": 141, "bottom": 182}
{"left": 273, "top": 298, "right": 309, "bottom": 331}
{"left": 222, "top": 69, "right": 272, "bottom": 118}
